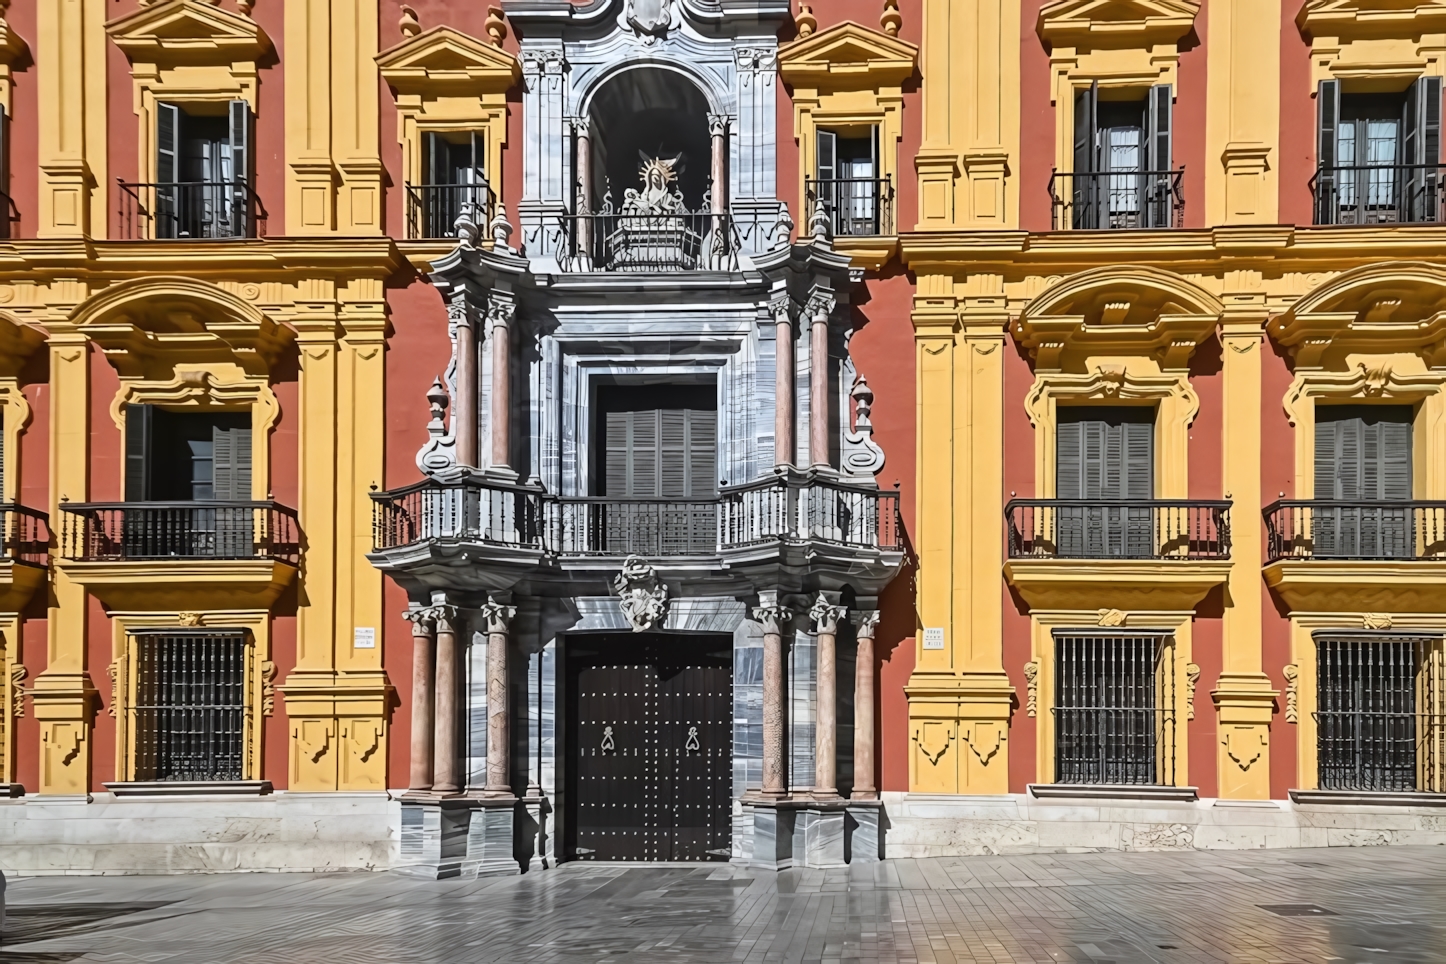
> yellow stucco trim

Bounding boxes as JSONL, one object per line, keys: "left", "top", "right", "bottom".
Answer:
{"left": 1204, "top": 0, "right": 1281, "bottom": 225}
{"left": 0, "top": 6, "right": 29, "bottom": 115}
{"left": 0, "top": 613, "right": 21, "bottom": 785}
{"left": 1298, "top": 0, "right": 1446, "bottom": 93}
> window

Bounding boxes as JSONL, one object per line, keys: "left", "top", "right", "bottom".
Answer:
{"left": 123, "top": 405, "right": 254, "bottom": 559}
{"left": 587, "top": 384, "right": 717, "bottom": 554}
{"left": 1062, "top": 83, "right": 1177, "bottom": 230}
{"left": 410, "top": 131, "right": 488, "bottom": 239}
{"left": 1054, "top": 632, "right": 1176, "bottom": 786}
{"left": 131, "top": 630, "right": 248, "bottom": 782}
{"left": 1312, "top": 405, "right": 1411, "bottom": 559}
{"left": 142, "top": 101, "right": 253, "bottom": 239}
{"left": 1315, "top": 635, "right": 1444, "bottom": 793}
{"left": 1054, "top": 407, "right": 1154, "bottom": 558}
{"left": 1316, "top": 77, "right": 1442, "bottom": 225}
{"left": 813, "top": 128, "right": 890, "bottom": 236}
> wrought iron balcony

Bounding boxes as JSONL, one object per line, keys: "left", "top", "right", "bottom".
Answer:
{"left": 1006, "top": 499, "right": 1231, "bottom": 561}
{"left": 0, "top": 189, "right": 15, "bottom": 240}
{"left": 0, "top": 504, "right": 51, "bottom": 567}
{"left": 1311, "top": 164, "right": 1446, "bottom": 226}
{"left": 59, "top": 501, "right": 300, "bottom": 564}
{"left": 405, "top": 182, "right": 495, "bottom": 240}
{"left": 1264, "top": 500, "right": 1446, "bottom": 562}
{"left": 1048, "top": 170, "right": 1185, "bottom": 230}
{"left": 805, "top": 176, "right": 895, "bottom": 237}
{"left": 117, "top": 179, "right": 264, "bottom": 240}
{"left": 370, "top": 475, "right": 902, "bottom": 557}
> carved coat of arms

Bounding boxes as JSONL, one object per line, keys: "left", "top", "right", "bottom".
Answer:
{"left": 627, "top": 0, "right": 671, "bottom": 35}
{"left": 612, "top": 555, "right": 669, "bottom": 632}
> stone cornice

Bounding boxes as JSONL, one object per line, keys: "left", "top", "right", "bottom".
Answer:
{"left": 0, "top": 238, "right": 404, "bottom": 280}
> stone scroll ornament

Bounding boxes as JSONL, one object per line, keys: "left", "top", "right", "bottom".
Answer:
{"left": 626, "top": 0, "right": 671, "bottom": 38}
{"left": 613, "top": 555, "right": 669, "bottom": 632}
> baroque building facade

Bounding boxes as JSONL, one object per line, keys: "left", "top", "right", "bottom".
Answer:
{"left": 3, "top": 0, "right": 1446, "bottom": 879}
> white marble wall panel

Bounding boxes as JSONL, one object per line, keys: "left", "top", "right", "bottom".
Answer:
{"left": 466, "top": 631, "right": 489, "bottom": 790}
{"left": 788, "top": 628, "right": 816, "bottom": 792}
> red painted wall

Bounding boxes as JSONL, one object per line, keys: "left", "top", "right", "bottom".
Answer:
{"left": 1263, "top": 339, "right": 1297, "bottom": 797}
{"left": 8, "top": 0, "right": 37, "bottom": 238}
{"left": 1279, "top": 2, "right": 1315, "bottom": 228}
{"left": 1003, "top": 343, "right": 1036, "bottom": 792}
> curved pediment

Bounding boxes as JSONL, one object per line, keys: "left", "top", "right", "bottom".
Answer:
{"left": 779, "top": 21, "right": 918, "bottom": 90}
{"left": 376, "top": 25, "right": 520, "bottom": 95}
{"left": 105, "top": 0, "right": 271, "bottom": 67}
{"left": 1273, "top": 261, "right": 1446, "bottom": 367}
{"left": 1037, "top": 0, "right": 1200, "bottom": 49}
{"left": 1016, "top": 266, "right": 1222, "bottom": 371}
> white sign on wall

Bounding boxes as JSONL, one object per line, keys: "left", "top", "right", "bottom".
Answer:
{"left": 922, "top": 627, "right": 945, "bottom": 650}
{"left": 353, "top": 626, "right": 376, "bottom": 649}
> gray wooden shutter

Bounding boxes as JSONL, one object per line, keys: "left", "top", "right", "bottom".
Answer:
{"left": 1405, "top": 76, "right": 1441, "bottom": 219}
{"left": 605, "top": 410, "right": 629, "bottom": 496}
{"left": 228, "top": 100, "right": 251, "bottom": 236}
{"left": 125, "top": 404, "right": 153, "bottom": 501}
{"left": 660, "top": 410, "right": 687, "bottom": 498}
{"left": 687, "top": 411, "right": 716, "bottom": 497}
{"left": 608, "top": 410, "right": 660, "bottom": 498}
{"left": 1073, "top": 82, "right": 1099, "bottom": 228}
{"left": 157, "top": 103, "right": 180, "bottom": 184}
{"left": 1147, "top": 84, "right": 1172, "bottom": 173}
{"left": 1317, "top": 79, "right": 1340, "bottom": 175}
{"left": 0, "top": 104, "right": 8, "bottom": 239}
{"left": 816, "top": 129, "right": 836, "bottom": 182}
{"left": 1316, "top": 406, "right": 1412, "bottom": 501}
{"left": 212, "top": 424, "right": 252, "bottom": 501}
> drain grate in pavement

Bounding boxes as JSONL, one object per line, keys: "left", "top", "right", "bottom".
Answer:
{"left": 1258, "top": 904, "right": 1337, "bottom": 917}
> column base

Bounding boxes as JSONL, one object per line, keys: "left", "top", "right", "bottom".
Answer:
{"left": 846, "top": 800, "right": 884, "bottom": 864}
{"left": 795, "top": 805, "right": 847, "bottom": 869}
{"left": 394, "top": 796, "right": 521, "bottom": 879}
{"left": 466, "top": 798, "right": 522, "bottom": 878}
{"left": 742, "top": 800, "right": 854, "bottom": 869}
{"left": 741, "top": 801, "right": 799, "bottom": 870}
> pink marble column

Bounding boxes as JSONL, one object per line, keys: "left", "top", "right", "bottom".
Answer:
{"left": 405, "top": 610, "right": 436, "bottom": 791}
{"left": 432, "top": 605, "right": 461, "bottom": 793}
{"left": 481, "top": 595, "right": 517, "bottom": 798}
{"left": 851, "top": 610, "right": 880, "bottom": 800}
{"left": 774, "top": 305, "right": 794, "bottom": 467}
{"left": 809, "top": 593, "right": 847, "bottom": 799}
{"left": 753, "top": 591, "right": 792, "bottom": 798}
{"left": 575, "top": 118, "right": 592, "bottom": 260}
{"left": 808, "top": 293, "right": 833, "bottom": 467}
{"left": 708, "top": 112, "right": 728, "bottom": 217}
{"left": 451, "top": 299, "right": 478, "bottom": 468}
{"left": 488, "top": 296, "right": 514, "bottom": 472}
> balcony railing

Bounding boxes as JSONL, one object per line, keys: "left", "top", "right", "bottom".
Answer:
{"left": 117, "top": 180, "right": 264, "bottom": 240}
{"left": 805, "top": 176, "right": 895, "bottom": 237}
{"left": 0, "top": 504, "right": 51, "bottom": 567}
{"left": 1264, "top": 500, "right": 1446, "bottom": 562}
{"left": 0, "top": 190, "right": 16, "bottom": 240}
{"left": 405, "top": 182, "right": 495, "bottom": 240}
{"left": 59, "top": 502, "right": 300, "bottom": 564}
{"left": 1006, "top": 499, "right": 1231, "bottom": 560}
{"left": 1311, "top": 164, "right": 1446, "bottom": 226}
{"left": 370, "top": 475, "right": 902, "bottom": 557}
{"left": 554, "top": 209, "right": 737, "bottom": 272}
{"left": 1048, "top": 170, "right": 1185, "bottom": 230}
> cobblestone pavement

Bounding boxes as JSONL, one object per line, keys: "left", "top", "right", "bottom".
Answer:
{"left": 3, "top": 846, "right": 1445, "bottom": 963}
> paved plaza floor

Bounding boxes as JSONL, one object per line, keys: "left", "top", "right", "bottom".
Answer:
{"left": 2, "top": 846, "right": 1445, "bottom": 963}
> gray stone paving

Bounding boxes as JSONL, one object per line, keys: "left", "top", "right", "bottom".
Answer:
{"left": 2, "top": 846, "right": 1445, "bottom": 963}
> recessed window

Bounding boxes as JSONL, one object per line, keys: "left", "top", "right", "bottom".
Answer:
{"left": 410, "top": 131, "right": 488, "bottom": 239}
{"left": 1054, "top": 632, "right": 1176, "bottom": 786}
{"left": 1054, "top": 407, "right": 1154, "bottom": 558}
{"left": 1316, "top": 77, "right": 1442, "bottom": 225}
{"left": 1059, "top": 83, "right": 1177, "bottom": 230}
{"left": 132, "top": 101, "right": 254, "bottom": 240}
{"left": 813, "top": 128, "right": 890, "bottom": 236}
{"left": 1312, "top": 405, "right": 1412, "bottom": 559}
{"left": 131, "top": 630, "right": 248, "bottom": 782}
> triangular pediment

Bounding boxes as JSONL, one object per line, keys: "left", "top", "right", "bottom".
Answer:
{"left": 1297, "top": 0, "right": 1446, "bottom": 38}
{"left": 377, "top": 26, "right": 520, "bottom": 94}
{"left": 106, "top": 0, "right": 270, "bottom": 65}
{"left": 779, "top": 22, "right": 917, "bottom": 90}
{"left": 1038, "top": 0, "right": 1200, "bottom": 48}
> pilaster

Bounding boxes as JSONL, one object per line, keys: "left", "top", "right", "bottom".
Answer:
{"left": 285, "top": 0, "right": 338, "bottom": 234}
{"left": 1214, "top": 277, "right": 1278, "bottom": 799}
{"left": 1205, "top": 0, "right": 1281, "bottom": 225}
{"left": 37, "top": 0, "right": 107, "bottom": 238}
{"left": 331, "top": 0, "right": 383, "bottom": 234}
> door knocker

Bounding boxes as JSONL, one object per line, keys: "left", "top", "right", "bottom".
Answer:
{"left": 600, "top": 725, "right": 615, "bottom": 752}
{"left": 685, "top": 725, "right": 700, "bottom": 752}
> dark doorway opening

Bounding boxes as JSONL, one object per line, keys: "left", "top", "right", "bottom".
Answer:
{"left": 564, "top": 633, "right": 733, "bottom": 862}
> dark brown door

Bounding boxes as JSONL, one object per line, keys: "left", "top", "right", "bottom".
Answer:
{"left": 568, "top": 634, "right": 732, "bottom": 861}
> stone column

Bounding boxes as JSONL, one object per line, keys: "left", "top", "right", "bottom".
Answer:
{"left": 708, "top": 112, "right": 728, "bottom": 216}
{"left": 487, "top": 294, "right": 515, "bottom": 473}
{"left": 450, "top": 295, "right": 478, "bottom": 468}
{"left": 808, "top": 292, "right": 834, "bottom": 467}
{"left": 481, "top": 595, "right": 517, "bottom": 798}
{"left": 754, "top": 591, "right": 793, "bottom": 798}
{"left": 851, "top": 610, "right": 880, "bottom": 799}
{"left": 773, "top": 299, "right": 795, "bottom": 467}
{"left": 432, "top": 603, "right": 461, "bottom": 793}
{"left": 404, "top": 609, "right": 436, "bottom": 791}
{"left": 574, "top": 117, "right": 592, "bottom": 260}
{"left": 809, "top": 593, "right": 847, "bottom": 799}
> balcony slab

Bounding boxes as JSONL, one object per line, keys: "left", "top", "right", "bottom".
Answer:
{"left": 56, "top": 558, "right": 297, "bottom": 611}
{"left": 1263, "top": 559, "right": 1446, "bottom": 613}
{"left": 1004, "top": 558, "right": 1232, "bottom": 611}
{"left": 0, "top": 559, "right": 48, "bottom": 613}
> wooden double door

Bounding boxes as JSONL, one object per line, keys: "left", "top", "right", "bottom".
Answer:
{"left": 566, "top": 634, "right": 732, "bottom": 862}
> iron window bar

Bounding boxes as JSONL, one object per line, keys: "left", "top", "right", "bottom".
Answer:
{"left": 1048, "top": 169, "right": 1185, "bottom": 230}
{"left": 58, "top": 501, "right": 300, "bottom": 564}
{"left": 1263, "top": 500, "right": 1446, "bottom": 562}
{"left": 117, "top": 179, "right": 266, "bottom": 240}
{"left": 404, "top": 181, "right": 495, "bottom": 240}
{"left": 1053, "top": 631, "right": 1177, "bottom": 787}
{"left": 130, "top": 630, "right": 249, "bottom": 783}
{"left": 1310, "top": 163, "right": 1446, "bottom": 225}
{"left": 1006, "top": 499, "right": 1231, "bottom": 560}
{"left": 804, "top": 176, "right": 895, "bottom": 237}
{"left": 1314, "top": 634, "right": 1445, "bottom": 793}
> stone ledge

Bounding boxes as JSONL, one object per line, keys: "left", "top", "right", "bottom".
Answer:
{"left": 1029, "top": 784, "right": 1199, "bottom": 802}
{"left": 103, "top": 781, "right": 274, "bottom": 798}
{"left": 1289, "top": 789, "right": 1446, "bottom": 808}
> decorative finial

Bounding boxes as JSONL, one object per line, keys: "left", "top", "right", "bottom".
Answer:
{"left": 485, "top": 6, "right": 507, "bottom": 47}
{"left": 881, "top": 0, "right": 901, "bottom": 37}
{"left": 236, "top": 0, "right": 254, "bottom": 16}
{"left": 489, "top": 203, "right": 515, "bottom": 253}
{"left": 796, "top": 3, "right": 816, "bottom": 39}
{"left": 398, "top": 4, "right": 421, "bottom": 39}
{"left": 426, "top": 377, "right": 448, "bottom": 424}
{"left": 809, "top": 198, "right": 832, "bottom": 242}
{"left": 454, "top": 200, "right": 480, "bottom": 247}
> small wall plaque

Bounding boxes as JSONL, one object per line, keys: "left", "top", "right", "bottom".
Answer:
{"left": 922, "top": 627, "right": 945, "bottom": 650}
{"left": 353, "top": 627, "right": 376, "bottom": 649}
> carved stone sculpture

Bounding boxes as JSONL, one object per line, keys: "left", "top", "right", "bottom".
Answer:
{"left": 612, "top": 555, "right": 669, "bottom": 632}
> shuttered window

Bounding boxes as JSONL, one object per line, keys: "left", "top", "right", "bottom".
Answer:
{"left": 604, "top": 408, "right": 715, "bottom": 498}
{"left": 1313, "top": 405, "right": 1412, "bottom": 559}
{"left": 1056, "top": 407, "right": 1154, "bottom": 558}
{"left": 125, "top": 406, "right": 252, "bottom": 502}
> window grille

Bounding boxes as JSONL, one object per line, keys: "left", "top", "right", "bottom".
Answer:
{"left": 1054, "top": 632, "right": 1176, "bottom": 786}
{"left": 132, "top": 631, "right": 248, "bottom": 782}
{"left": 1315, "top": 635, "right": 1445, "bottom": 793}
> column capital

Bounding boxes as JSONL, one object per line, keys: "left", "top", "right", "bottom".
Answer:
{"left": 486, "top": 289, "right": 516, "bottom": 332}
{"left": 806, "top": 287, "right": 836, "bottom": 322}
{"left": 479, "top": 594, "right": 517, "bottom": 634}
{"left": 707, "top": 112, "right": 730, "bottom": 138}
{"left": 753, "top": 590, "right": 794, "bottom": 635}
{"left": 852, "top": 609, "right": 881, "bottom": 638}
{"left": 403, "top": 608, "right": 436, "bottom": 635}
{"left": 808, "top": 592, "right": 847, "bottom": 636}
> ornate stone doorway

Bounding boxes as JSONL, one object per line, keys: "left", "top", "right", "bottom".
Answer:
{"left": 564, "top": 633, "right": 733, "bottom": 862}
